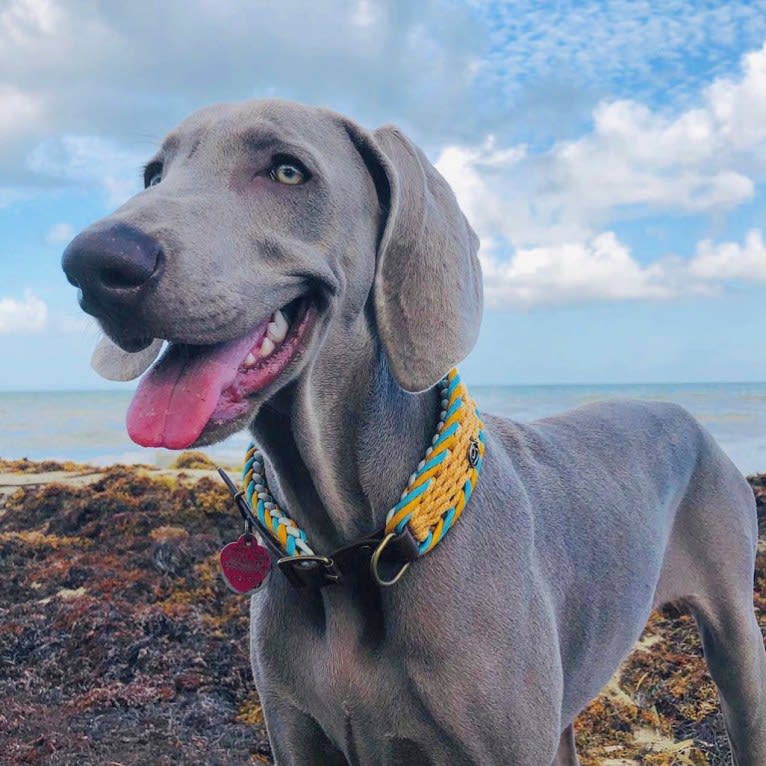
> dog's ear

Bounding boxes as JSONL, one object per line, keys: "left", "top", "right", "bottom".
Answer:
{"left": 91, "top": 336, "right": 163, "bottom": 381}
{"left": 349, "top": 123, "right": 483, "bottom": 392}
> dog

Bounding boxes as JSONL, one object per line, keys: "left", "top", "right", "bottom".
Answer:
{"left": 62, "top": 99, "right": 766, "bottom": 765}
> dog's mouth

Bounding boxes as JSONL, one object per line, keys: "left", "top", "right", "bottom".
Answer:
{"left": 126, "top": 296, "right": 316, "bottom": 449}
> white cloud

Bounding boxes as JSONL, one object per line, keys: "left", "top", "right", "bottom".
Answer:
{"left": 480, "top": 233, "right": 677, "bottom": 309}
{"left": 1, "top": 0, "right": 61, "bottom": 43}
{"left": 541, "top": 42, "right": 766, "bottom": 219}
{"left": 0, "top": 84, "right": 44, "bottom": 143}
{"left": 689, "top": 230, "right": 766, "bottom": 282}
{"left": 435, "top": 137, "right": 532, "bottom": 245}
{"left": 545, "top": 100, "right": 755, "bottom": 217}
{"left": 0, "top": 290, "right": 47, "bottom": 334}
{"left": 709, "top": 43, "right": 766, "bottom": 152}
{"left": 352, "top": 0, "right": 376, "bottom": 28}
{"left": 44, "top": 222, "right": 73, "bottom": 245}
{"left": 477, "top": 228, "right": 766, "bottom": 310}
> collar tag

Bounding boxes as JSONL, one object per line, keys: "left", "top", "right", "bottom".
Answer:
{"left": 219, "top": 534, "right": 272, "bottom": 594}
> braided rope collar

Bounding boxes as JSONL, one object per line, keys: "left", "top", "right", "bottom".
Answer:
{"left": 241, "top": 368, "right": 485, "bottom": 584}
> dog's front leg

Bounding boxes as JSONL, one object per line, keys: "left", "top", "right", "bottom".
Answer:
{"left": 551, "top": 724, "right": 580, "bottom": 765}
{"left": 261, "top": 699, "right": 348, "bottom": 766}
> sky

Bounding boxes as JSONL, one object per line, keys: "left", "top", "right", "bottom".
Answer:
{"left": 3, "top": 0, "right": 766, "bottom": 389}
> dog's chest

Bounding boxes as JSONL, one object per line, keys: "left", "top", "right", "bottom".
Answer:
{"left": 251, "top": 589, "right": 460, "bottom": 763}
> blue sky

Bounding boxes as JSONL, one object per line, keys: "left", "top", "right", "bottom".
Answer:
{"left": 2, "top": 0, "right": 766, "bottom": 389}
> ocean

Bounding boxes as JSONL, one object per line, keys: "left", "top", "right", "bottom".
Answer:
{"left": 2, "top": 382, "right": 766, "bottom": 475}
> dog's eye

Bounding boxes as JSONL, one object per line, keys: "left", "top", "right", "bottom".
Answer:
{"left": 270, "top": 162, "right": 306, "bottom": 186}
{"left": 143, "top": 161, "right": 163, "bottom": 189}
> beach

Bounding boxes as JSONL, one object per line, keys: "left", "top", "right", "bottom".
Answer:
{"left": 5, "top": 0, "right": 766, "bottom": 761}
{"left": 0, "top": 453, "right": 764, "bottom": 765}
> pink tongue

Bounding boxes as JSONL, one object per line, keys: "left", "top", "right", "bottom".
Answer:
{"left": 127, "top": 323, "right": 267, "bottom": 449}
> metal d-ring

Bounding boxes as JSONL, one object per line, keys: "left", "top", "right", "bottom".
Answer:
{"left": 370, "top": 532, "right": 411, "bottom": 587}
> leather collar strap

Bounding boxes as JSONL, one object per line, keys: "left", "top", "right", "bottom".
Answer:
{"left": 277, "top": 527, "right": 421, "bottom": 589}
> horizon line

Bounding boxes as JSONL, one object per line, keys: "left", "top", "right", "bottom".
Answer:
{"left": 3, "top": 379, "right": 766, "bottom": 395}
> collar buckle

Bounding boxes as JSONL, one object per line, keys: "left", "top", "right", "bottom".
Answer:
{"left": 276, "top": 554, "right": 342, "bottom": 588}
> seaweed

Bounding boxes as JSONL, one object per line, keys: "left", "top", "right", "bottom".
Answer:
{"left": 0, "top": 458, "right": 93, "bottom": 475}
{"left": 171, "top": 451, "right": 219, "bottom": 471}
{"left": 0, "top": 461, "right": 269, "bottom": 765}
{"left": 0, "top": 459, "right": 764, "bottom": 764}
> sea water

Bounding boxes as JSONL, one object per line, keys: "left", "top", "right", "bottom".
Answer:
{"left": 2, "top": 382, "right": 766, "bottom": 475}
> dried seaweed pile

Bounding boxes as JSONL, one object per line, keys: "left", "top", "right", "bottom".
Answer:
{"left": 0, "top": 457, "right": 764, "bottom": 765}
{"left": 0, "top": 460, "right": 270, "bottom": 766}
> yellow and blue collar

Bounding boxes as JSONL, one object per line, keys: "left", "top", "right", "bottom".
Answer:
{"left": 238, "top": 368, "right": 485, "bottom": 587}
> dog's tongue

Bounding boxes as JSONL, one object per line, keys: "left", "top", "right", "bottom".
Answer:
{"left": 127, "top": 324, "right": 267, "bottom": 449}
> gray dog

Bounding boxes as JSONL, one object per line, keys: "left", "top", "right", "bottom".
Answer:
{"left": 62, "top": 100, "right": 766, "bottom": 765}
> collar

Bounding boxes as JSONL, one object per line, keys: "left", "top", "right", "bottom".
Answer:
{"left": 221, "top": 368, "right": 485, "bottom": 589}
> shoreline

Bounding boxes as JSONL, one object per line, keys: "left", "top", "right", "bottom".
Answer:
{"left": 0, "top": 454, "right": 764, "bottom": 766}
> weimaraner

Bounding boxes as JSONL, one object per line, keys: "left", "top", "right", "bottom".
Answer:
{"left": 62, "top": 99, "right": 766, "bottom": 765}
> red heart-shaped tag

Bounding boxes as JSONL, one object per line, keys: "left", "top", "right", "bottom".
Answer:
{"left": 219, "top": 535, "right": 272, "bottom": 594}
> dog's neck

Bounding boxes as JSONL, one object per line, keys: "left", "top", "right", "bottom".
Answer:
{"left": 250, "top": 331, "right": 438, "bottom": 552}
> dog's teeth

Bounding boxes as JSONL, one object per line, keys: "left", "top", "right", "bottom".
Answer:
{"left": 259, "top": 337, "right": 275, "bottom": 358}
{"left": 275, "top": 309, "right": 289, "bottom": 332}
{"left": 244, "top": 352, "right": 256, "bottom": 368}
{"left": 267, "top": 320, "right": 287, "bottom": 344}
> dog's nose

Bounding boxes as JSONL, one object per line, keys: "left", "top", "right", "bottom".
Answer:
{"left": 62, "top": 223, "right": 162, "bottom": 311}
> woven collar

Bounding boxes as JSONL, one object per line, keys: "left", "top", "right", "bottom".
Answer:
{"left": 239, "top": 368, "right": 485, "bottom": 586}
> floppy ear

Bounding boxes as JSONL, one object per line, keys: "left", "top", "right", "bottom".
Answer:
{"left": 350, "top": 124, "right": 483, "bottom": 392}
{"left": 91, "top": 336, "right": 163, "bottom": 381}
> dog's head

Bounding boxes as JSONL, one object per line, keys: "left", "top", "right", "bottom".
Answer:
{"left": 62, "top": 100, "right": 482, "bottom": 449}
